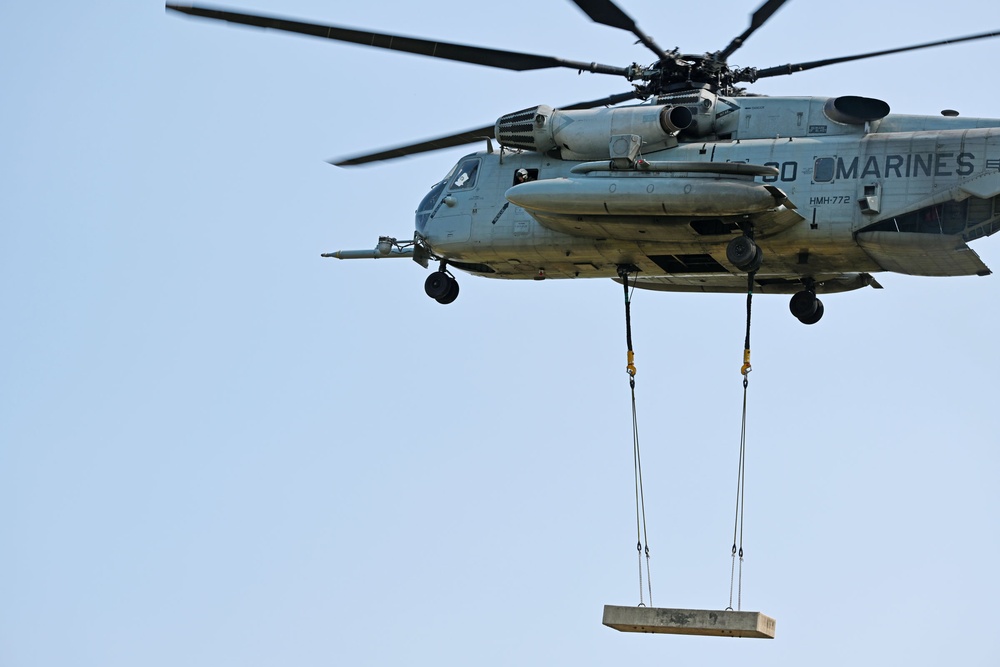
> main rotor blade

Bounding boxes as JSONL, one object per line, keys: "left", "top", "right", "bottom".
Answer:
{"left": 568, "top": 0, "right": 672, "bottom": 61}
{"left": 559, "top": 90, "right": 642, "bottom": 110}
{"left": 332, "top": 90, "right": 641, "bottom": 167}
{"left": 333, "top": 124, "right": 496, "bottom": 167}
{"left": 717, "top": 0, "right": 788, "bottom": 61}
{"left": 751, "top": 28, "right": 1000, "bottom": 80}
{"left": 166, "top": 4, "right": 629, "bottom": 76}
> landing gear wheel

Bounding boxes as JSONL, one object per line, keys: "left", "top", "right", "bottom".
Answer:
{"left": 789, "top": 290, "right": 824, "bottom": 324}
{"left": 789, "top": 290, "right": 818, "bottom": 319}
{"left": 436, "top": 277, "right": 460, "bottom": 304}
{"left": 727, "top": 236, "right": 761, "bottom": 271}
{"left": 424, "top": 271, "right": 451, "bottom": 300}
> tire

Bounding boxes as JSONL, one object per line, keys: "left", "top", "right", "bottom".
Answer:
{"left": 727, "top": 236, "right": 758, "bottom": 270}
{"left": 789, "top": 290, "right": 818, "bottom": 319}
{"left": 424, "top": 271, "right": 451, "bottom": 300}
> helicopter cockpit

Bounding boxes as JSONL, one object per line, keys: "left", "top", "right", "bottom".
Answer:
{"left": 414, "top": 156, "right": 482, "bottom": 235}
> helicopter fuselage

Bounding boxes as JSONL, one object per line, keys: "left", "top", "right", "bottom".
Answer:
{"left": 381, "top": 94, "right": 1000, "bottom": 298}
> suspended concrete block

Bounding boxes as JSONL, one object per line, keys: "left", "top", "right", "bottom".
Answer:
{"left": 603, "top": 605, "right": 776, "bottom": 639}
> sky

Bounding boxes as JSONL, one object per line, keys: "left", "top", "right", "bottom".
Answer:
{"left": 2, "top": 1, "right": 999, "bottom": 665}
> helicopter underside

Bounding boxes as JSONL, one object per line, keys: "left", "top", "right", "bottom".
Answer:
{"left": 443, "top": 229, "right": 883, "bottom": 296}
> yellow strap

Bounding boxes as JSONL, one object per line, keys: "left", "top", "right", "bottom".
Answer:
{"left": 627, "top": 349, "right": 637, "bottom": 377}
{"left": 740, "top": 348, "right": 752, "bottom": 376}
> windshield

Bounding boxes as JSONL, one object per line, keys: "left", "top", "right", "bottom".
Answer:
{"left": 414, "top": 181, "right": 446, "bottom": 233}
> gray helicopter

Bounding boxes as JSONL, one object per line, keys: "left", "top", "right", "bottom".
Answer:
{"left": 167, "top": 0, "right": 1000, "bottom": 324}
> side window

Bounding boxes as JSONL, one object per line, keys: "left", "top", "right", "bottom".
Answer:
{"left": 814, "top": 157, "right": 835, "bottom": 183}
{"left": 450, "top": 158, "right": 481, "bottom": 190}
{"left": 512, "top": 168, "right": 539, "bottom": 185}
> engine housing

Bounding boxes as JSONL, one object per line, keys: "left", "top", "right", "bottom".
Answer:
{"left": 495, "top": 104, "right": 692, "bottom": 160}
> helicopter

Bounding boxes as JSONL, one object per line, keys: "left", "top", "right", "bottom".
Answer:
{"left": 167, "top": 1, "right": 1000, "bottom": 324}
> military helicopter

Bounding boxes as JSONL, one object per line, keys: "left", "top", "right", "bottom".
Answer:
{"left": 167, "top": 1, "right": 1000, "bottom": 324}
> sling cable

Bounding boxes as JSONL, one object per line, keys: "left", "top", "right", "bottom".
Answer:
{"left": 618, "top": 264, "right": 652, "bottom": 608}
{"left": 602, "top": 262, "right": 776, "bottom": 639}
{"left": 729, "top": 264, "right": 755, "bottom": 613}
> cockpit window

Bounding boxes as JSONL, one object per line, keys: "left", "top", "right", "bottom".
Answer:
{"left": 449, "top": 158, "right": 481, "bottom": 190}
{"left": 415, "top": 180, "right": 446, "bottom": 232}
{"left": 417, "top": 181, "right": 445, "bottom": 214}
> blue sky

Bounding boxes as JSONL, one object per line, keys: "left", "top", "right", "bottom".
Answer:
{"left": 3, "top": 1, "right": 999, "bottom": 665}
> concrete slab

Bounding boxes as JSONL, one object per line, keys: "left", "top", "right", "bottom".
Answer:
{"left": 603, "top": 605, "right": 776, "bottom": 639}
